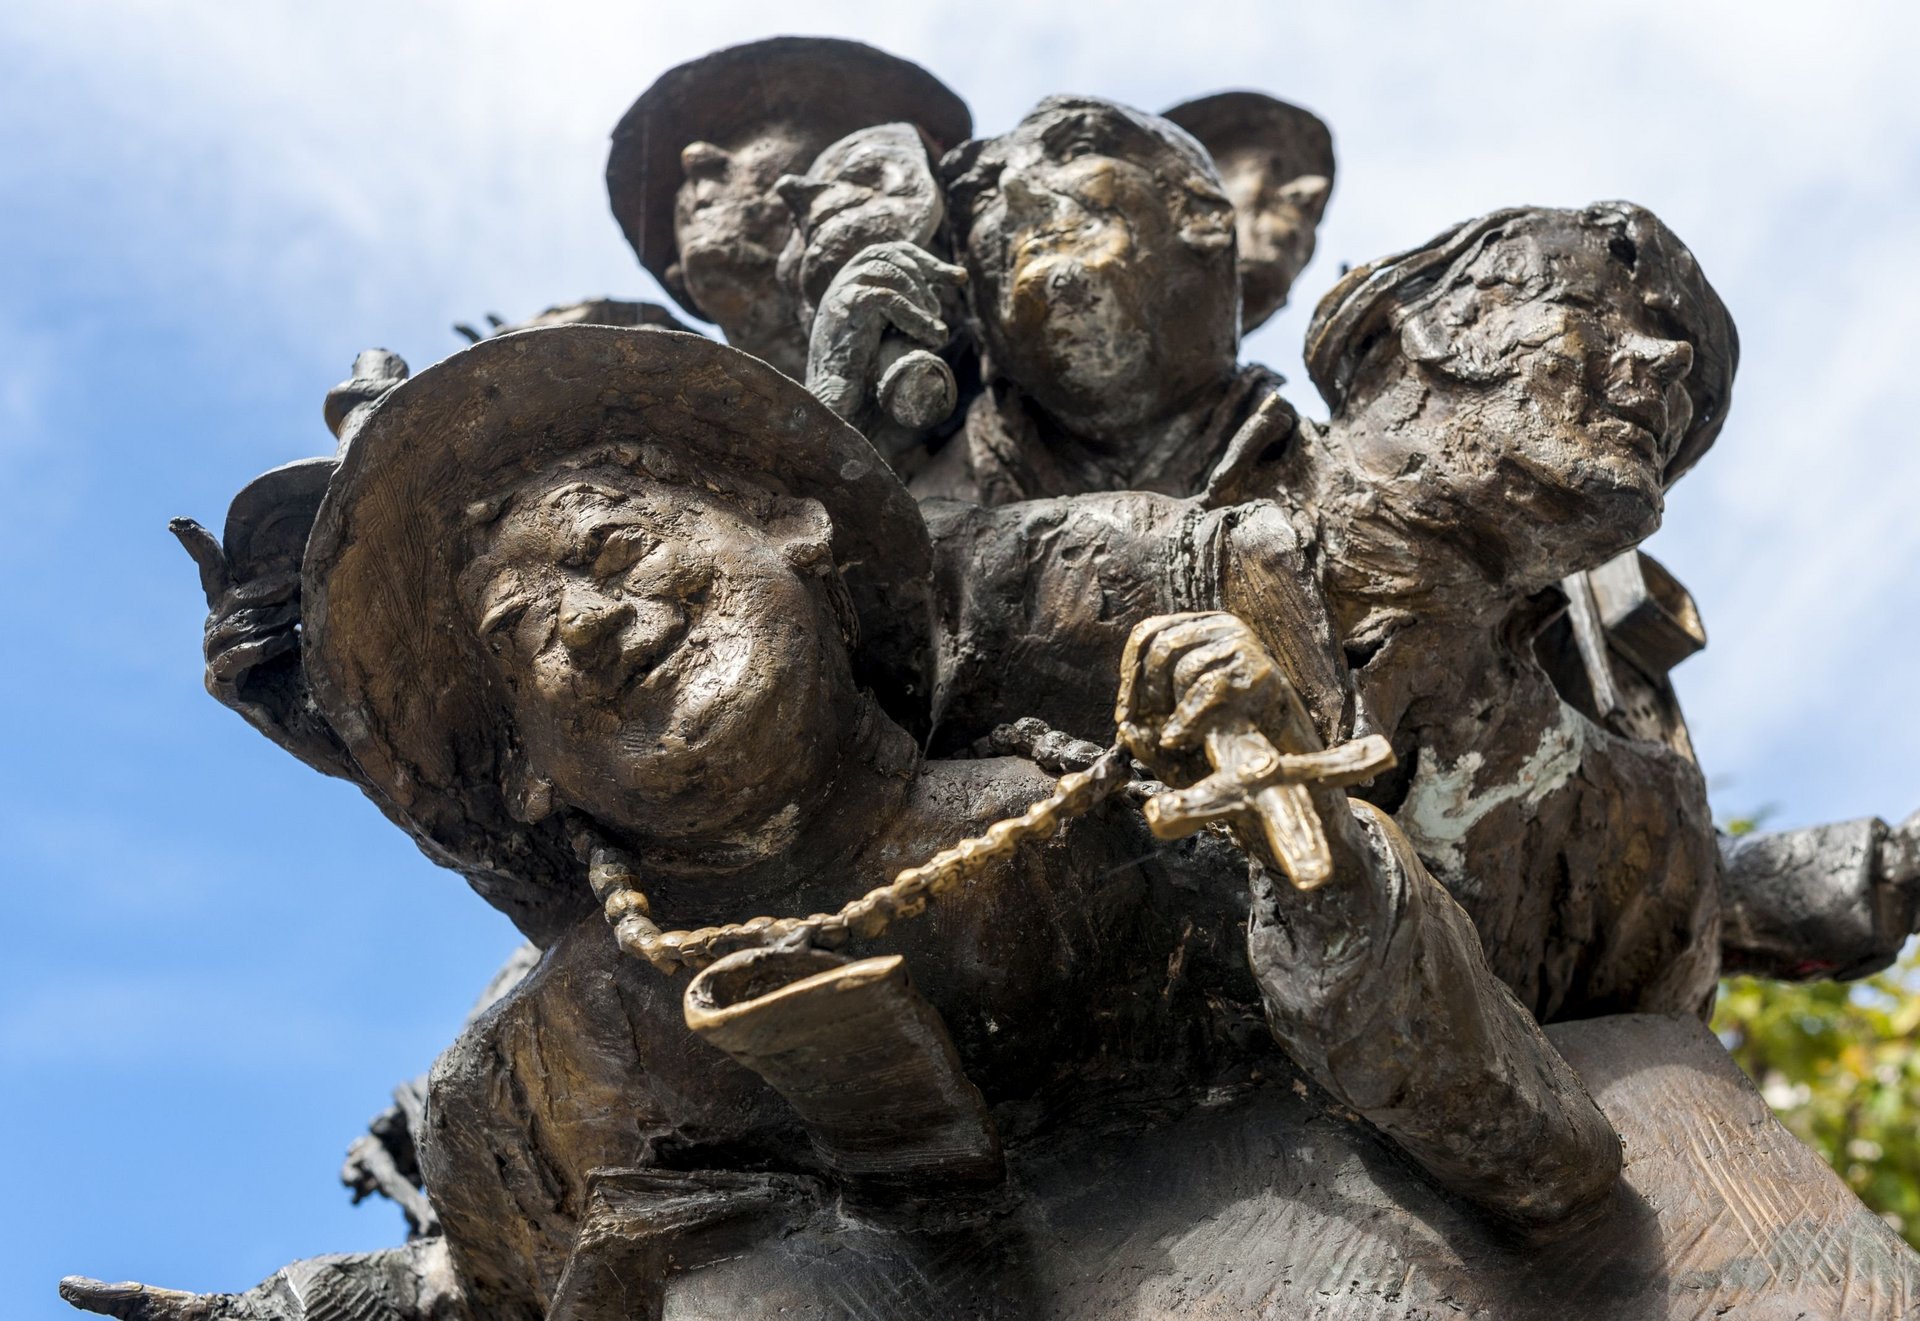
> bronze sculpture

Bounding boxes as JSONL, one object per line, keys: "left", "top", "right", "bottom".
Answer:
{"left": 1162, "top": 90, "right": 1334, "bottom": 334}
{"left": 606, "top": 37, "right": 970, "bottom": 379}
{"left": 61, "top": 34, "right": 1920, "bottom": 1321}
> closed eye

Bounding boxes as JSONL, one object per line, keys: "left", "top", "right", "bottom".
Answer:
{"left": 592, "top": 526, "right": 659, "bottom": 578}
{"left": 478, "top": 593, "right": 534, "bottom": 640}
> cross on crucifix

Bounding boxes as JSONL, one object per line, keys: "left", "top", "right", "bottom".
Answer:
{"left": 1142, "top": 720, "right": 1396, "bottom": 890}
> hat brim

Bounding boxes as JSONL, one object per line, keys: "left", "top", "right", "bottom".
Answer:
{"left": 302, "top": 326, "right": 933, "bottom": 938}
{"left": 607, "top": 36, "right": 972, "bottom": 321}
{"left": 223, "top": 456, "right": 337, "bottom": 580}
{"left": 1162, "top": 91, "right": 1335, "bottom": 187}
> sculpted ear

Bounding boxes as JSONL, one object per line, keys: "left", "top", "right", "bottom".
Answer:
{"left": 1399, "top": 296, "right": 1512, "bottom": 387}
{"left": 1176, "top": 187, "right": 1238, "bottom": 257}
{"left": 1399, "top": 307, "right": 1454, "bottom": 368}
{"left": 501, "top": 748, "right": 557, "bottom": 826}
{"left": 764, "top": 496, "right": 834, "bottom": 572}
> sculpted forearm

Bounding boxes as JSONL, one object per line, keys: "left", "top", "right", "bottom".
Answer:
{"left": 1721, "top": 813, "right": 1920, "bottom": 982}
{"left": 1116, "top": 610, "right": 1620, "bottom": 1229}
{"left": 1253, "top": 802, "right": 1621, "bottom": 1230}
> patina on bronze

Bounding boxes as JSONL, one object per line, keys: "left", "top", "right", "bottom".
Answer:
{"left": 61, "top": 34, "right": 1920, "bottom": 1321}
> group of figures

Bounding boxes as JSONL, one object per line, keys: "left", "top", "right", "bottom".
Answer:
{"left": 63, "top": 35, "right": 1920, "bottom": 1321}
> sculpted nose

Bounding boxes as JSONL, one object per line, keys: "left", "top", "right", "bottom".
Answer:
{"left": 680, "top": 140, "right": 730, "bottom": 180}
{"left": 1624, "top": 333, "right": 1694, "bottom": 390}
{"left": 775, "top": 173, "right": 827, "bottom": 217}
{"left": 558, "top": 587, "right": 634, "bottom": 657}
{"left": 1001, "top": 171, "right": 1059, "bottom": 225}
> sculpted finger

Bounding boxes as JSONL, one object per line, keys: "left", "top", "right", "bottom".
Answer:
{"left": 881, "top": 243, "right": 968, "bottom": 289}
{"left": 1142, "top": 615, "right": 1239, "bottom": 700}
{"left": 224, "top": 572, "right": 300, "bottom": 608}
{"left": 206, "top": 629, "right": 299, "bottom": 684}
{"left": 864, "top": 247, "right": 965, "bottom": 312}
{"left": 1163, "top": 666, "right": 1244, "bottom": 751}
{"left": 205, "top": 602, "right": 300, "bottom": 651}
{"left": 850, "top": 288, "right": 946, "bottom": 344}
{"left": 58, "top": 1276, "right": 203, "bottom": 1320}
{"left": 1121, "top": 613, "right": 1219, "bottom": 720}
{"left": 168, "top": 518, "right": 229, "bottom": 607}
{"left": 1169, "top": 636, "right": 1258, "bottom": 694}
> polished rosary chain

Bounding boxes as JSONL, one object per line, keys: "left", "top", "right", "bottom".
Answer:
{"left": 588, "top": 743, "right": 1134, "bottom": 974}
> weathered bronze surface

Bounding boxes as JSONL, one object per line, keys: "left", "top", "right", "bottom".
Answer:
{"left": 62, "top": 32, "right": 1920, "bottom": 1321}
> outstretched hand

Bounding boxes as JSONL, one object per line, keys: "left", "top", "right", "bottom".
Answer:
{"left": 169, "top": 518, "right": 302, "bottom": 698}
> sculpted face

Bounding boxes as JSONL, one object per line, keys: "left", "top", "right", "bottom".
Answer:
{"left": 952, "top": 98, "right": 1239, "bottom": 437}
{"left": 459, "top": 464, "right": 846, "bottom": 857}
{"left": 777, "top": 123, "right": 944, "bottom": 311}
{"left": 1345, "top": 224, "right": 1700, "bottom": 584}
{"left": 1210, "top": 149, "right": 1330, "bottom": 330}
{"left": 670, "top": 125, "right": 815, "bottom": 363}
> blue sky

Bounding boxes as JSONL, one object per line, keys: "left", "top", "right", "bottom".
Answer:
{"left": 4, "top": 2, "right": 1918, "bottom": 1313}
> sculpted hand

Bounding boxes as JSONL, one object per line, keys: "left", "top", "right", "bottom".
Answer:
{"left": 170, "top": 518, "right": 301, "bottom": 703}
{"left": 1116, "top": 612, "right": 1317, "bottom": 778}
{"left": 806, "top": 240, "right": 965, "bottom": 431}
{"left": 1116, "top": 612, "right": 1394, "bottom": 889}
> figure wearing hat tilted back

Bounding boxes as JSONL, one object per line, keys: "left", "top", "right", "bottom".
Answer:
{"left": 606, "top": 37, "right": 971, "bottom": 379}
{"left": 248, "top": 327, "right": 1251, "bottom": 1316}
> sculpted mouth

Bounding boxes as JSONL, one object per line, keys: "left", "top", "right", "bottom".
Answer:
{"left": 615, "top": 632, "right": 689, "bottom": 706}
{"left": 1593, "top": 395, "right": 1669, "bottom": 464}
{"left": 1610, "top": 396, "right": 1665, "bottom": 437}
{"left": 600, "top": 612, "right": 694, "bottom": 712}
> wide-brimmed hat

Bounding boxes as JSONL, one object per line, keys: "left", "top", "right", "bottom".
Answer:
{"left": 607, "top": 36, "right": 972, "bottom": 322}
{"left": 1161, "top": 91, "right": 1334, "bottom": 195}
{"left": 302, "top": 325, "right": 934, "bottom": 940}
{"left": 1304, "top": 203, "right": 1737, "bottom": 483}
{"left": 222, "top": 456, "right": 337, "bottom": 582}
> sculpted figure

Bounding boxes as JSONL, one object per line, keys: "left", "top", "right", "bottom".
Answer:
{"left": 777, "top": 121, "right": 973, "bottom": 470}
{"left": 933, "top": 203, "right": 1734, "bottom": 1024}
{"left": 606, "top": 37, "right": 970, "bottom": 378}
{"left": 793, "top": 92, "right": 1337, "bottom": 487}
{"left": 65, "top": 36, "right": 1920, "bottom": 1315}
{"left": 1293, "top": 204, "right": 1918, "bottom": 999}
{"left": 1163, "top": 90, "right": 1335, "bottom": 333}
{"left": 911, "top": 95, "right": 1294, "bottom": 505}
{"left": 71, "top": 327, "right": 1279, "bottom": 1320}
{"left": 70, "top": 230, "right": 1920, "bottom": 1317}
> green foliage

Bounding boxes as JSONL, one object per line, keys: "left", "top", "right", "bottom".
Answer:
{"left": 1712, "top": 817, "right": 1920, "bottom": 1246}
